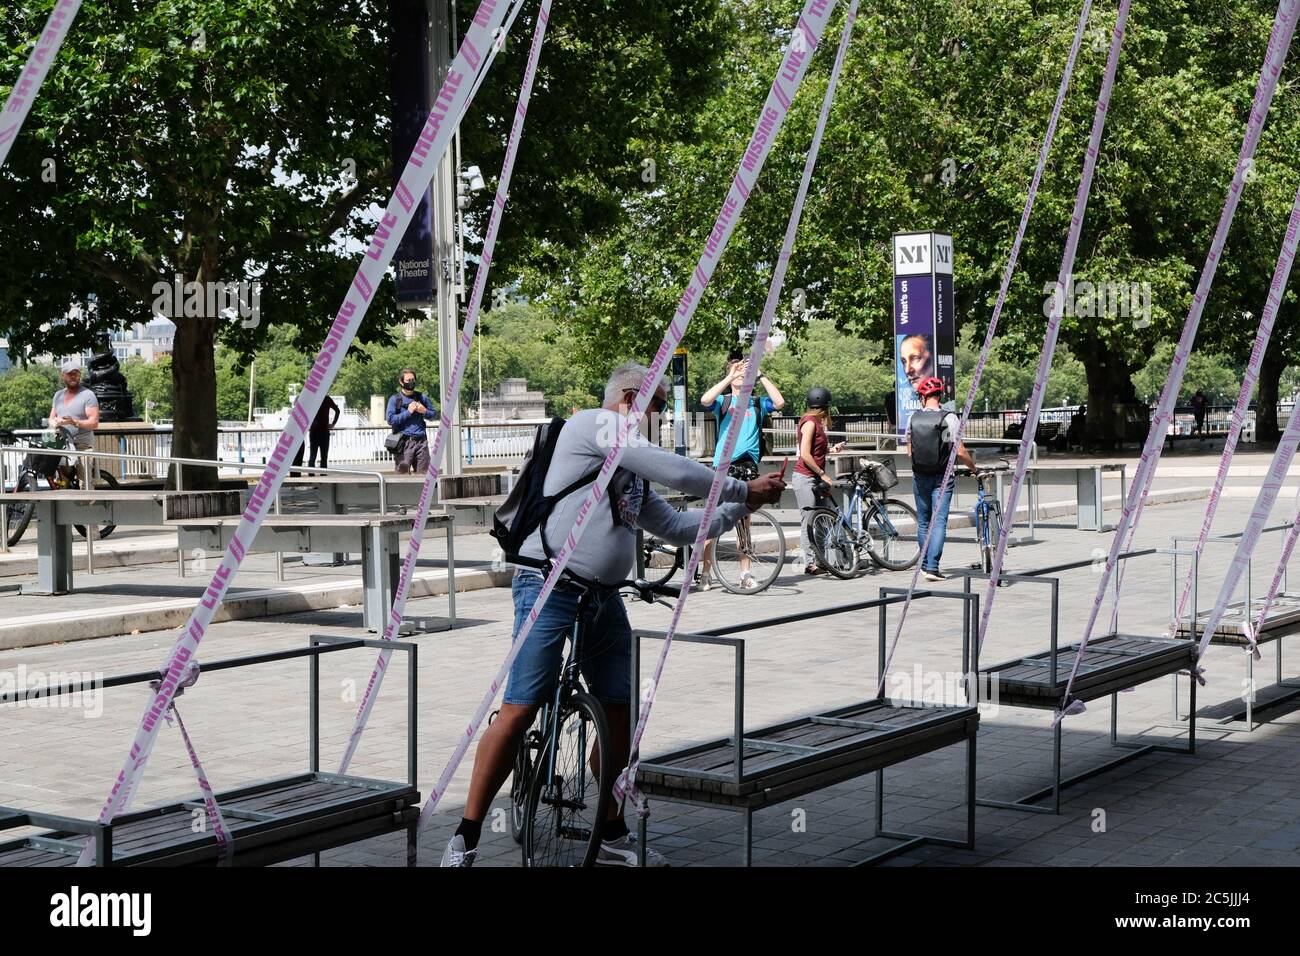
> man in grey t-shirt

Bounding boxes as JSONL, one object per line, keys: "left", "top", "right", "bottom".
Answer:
{"left": 441, "top": 361, "right": 786, "bottom": 868}
{"left": 49, "top": 358, "right": 100, "bottom": 485}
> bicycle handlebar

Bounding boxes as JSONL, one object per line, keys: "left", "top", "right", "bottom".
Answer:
{"left": 618, "top": 578, "right": 681, "bottom": 603}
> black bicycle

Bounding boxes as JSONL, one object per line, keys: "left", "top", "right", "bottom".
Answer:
{"left": 1, "top": 429, "right": 121, "bottom": 546}
{"left": 501, "top": 571, "right": 675, "bottom": 867}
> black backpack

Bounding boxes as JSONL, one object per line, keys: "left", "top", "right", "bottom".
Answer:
{"left": 490, "top": 417, "right": 620, "bottom": 562}
{"left": 717, "top": 394, "right": 771, "bottom": 460}
{"left": 909, "top": 409, "right": 952, "bottom": 476}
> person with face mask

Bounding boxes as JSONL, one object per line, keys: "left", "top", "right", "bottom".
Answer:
{"left": 385, "top": 368, "right": 438, "bottom": 474}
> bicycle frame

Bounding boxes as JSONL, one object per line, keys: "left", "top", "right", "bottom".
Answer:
{"left": 529, "top": 583, "right": 603, "bottom": 849}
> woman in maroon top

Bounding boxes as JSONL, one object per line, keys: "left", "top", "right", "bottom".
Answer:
{"left": 793, "top": 386, "right": 845, "bottom": 574}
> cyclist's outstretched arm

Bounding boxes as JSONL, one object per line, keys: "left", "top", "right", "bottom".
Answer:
{"left": 615, "top": 435, "right": 750, "bottom": 504}
{"left": 639, "top": 489, "right": 750, "bottom": 548}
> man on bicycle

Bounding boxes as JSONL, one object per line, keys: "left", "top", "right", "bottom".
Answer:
{"left": 49, "top": 358, "right": 100, "bottom": 487}
{"left": 442, "top": 361, "right": 786, "bottom": 867}
{"left": 907, "top": 377, "right": 975, "bottom": 582}
{"left": 697, "top": 350, "right": 785, "bottom": 589}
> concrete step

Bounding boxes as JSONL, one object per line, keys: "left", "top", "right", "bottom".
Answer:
{"left": 0, "top": 565, "right": 513, "bottom": 651}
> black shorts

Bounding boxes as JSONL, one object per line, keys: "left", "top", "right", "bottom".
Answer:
{"left": 727, "top": 459, "right": 760, "bottom": 481}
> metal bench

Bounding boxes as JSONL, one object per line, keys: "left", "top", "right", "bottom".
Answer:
{"left": 2, "top": 490, "right": 242, "bottom": 594}
{"left": 631, "top": 592, "right": 979, "bottom": 866}
{"left": 0, "top": 634, "right": 419, "bottom": 867}
{"left": 962, "top": 549, "right": 1198, "bottom": 814}
{"left": 166, "top": 513, "right": 456, "bottom": 632}
{"left": 1171, "top": 525, "right": 1300, "bottom": 729}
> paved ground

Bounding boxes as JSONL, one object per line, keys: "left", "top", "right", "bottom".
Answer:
{"left": 1, "top": 456, "right": 1299, "bottom": 867}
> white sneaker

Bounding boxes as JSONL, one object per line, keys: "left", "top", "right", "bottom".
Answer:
{"left": 595, "top": 832, "right": 669, "bottom": 867}
{"left": 923, "top": 569, "right": 947, "bottom": 582}
{"left": 739, "top": 571, "right": 756, "bottom": 590}
{"left": 440, "top": 834, "right": 478, "bottom": 867}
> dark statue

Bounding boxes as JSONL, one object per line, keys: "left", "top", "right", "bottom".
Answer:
{"left": 83, "top": 350, "right": 137, "bottom": 422}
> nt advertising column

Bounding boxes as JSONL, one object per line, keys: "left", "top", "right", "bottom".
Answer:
{"left": 892, "top": 231, "right": 954, "bottom": 440}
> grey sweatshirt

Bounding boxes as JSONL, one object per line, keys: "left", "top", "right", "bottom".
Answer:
{"left": 520, "top": 408, "right": 752, "bottom": 584}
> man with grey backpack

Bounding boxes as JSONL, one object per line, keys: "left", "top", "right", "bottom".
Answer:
{"left": 907, "top": 376, "right": 976, "bottom": 581}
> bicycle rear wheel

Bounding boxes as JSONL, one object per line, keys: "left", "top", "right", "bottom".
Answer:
{"left": 810, "top": 507, "right": 859, "bottom": 579}
{"left": 73, "top": 470, "right": 120, "bottom": 540}
{"left": 5, "top": 472, "right": 37, "bottom": 547}
{"left": 712, "top": 509, "right": 785, "bottom": 594}
{"left": 523, "top": 691, "right": 611, "bottom": 867}
{"left": 865, "top": 497, "right": 920, "bottom": 571}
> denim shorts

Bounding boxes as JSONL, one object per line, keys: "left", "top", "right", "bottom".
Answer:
{"left": 504, "top": 571, "right": 632, "bottom": 707}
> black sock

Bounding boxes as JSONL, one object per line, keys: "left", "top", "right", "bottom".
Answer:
{"left": 601, "top": 817, "right": 629, "bottom": 842}
{"left": 456, "top": 818, "right": 483, "bottom": 851}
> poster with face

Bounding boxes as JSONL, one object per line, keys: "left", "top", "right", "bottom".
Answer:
{"left": 892, "top": 232, "right": 954, "bottom": 438}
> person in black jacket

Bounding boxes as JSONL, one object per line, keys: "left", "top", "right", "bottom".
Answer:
{"left": 385, "top": 368, "right": 438, "bottom": 473}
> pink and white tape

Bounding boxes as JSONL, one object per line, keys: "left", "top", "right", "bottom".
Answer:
{"left": 1250, "top": 493, "right": 1300, "bottom": 650}
{"left": 1195, "top": 398, "right": 1300, "bottom": 661}
{"left": 1060, "top": 0, "right": 1298, "bottom": 715}
{"left": 167, "top": 702, "right": 232, "bottom": 866}
{"left": 974, "top": 0, "right": 1133, "bottom": 663}
{"left": 615, "top": 0, "right": 860, "bottom": 815}
{"left": 1168, "top": 176, "right": 1300, "bottom": 636}
{"left": 76, "top": 0, "right": 514, "bottom": 866}
{"left": 337, "top": 0, "right": 552, "bottom": 776}
{"left": 415, "top": 0, "right": 844, "bottom": 830}
{"left": 875, "top": 0, "right": 1095, "bottom": 691}
{"left": 0, "top": 0, "right": 82, "bottom": 170}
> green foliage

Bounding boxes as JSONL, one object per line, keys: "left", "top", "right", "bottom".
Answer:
{"left": 1132, "top": 342, "right": 1242, "bottom": 405}
{"left": 121, "top": 355, "right": 173, "bottom": 419}
{"left": 0, "top": 364, "right": 60, "bottom": 430}
{"left": 0, "top": 0, "right": 727, "bottom": 449}
{"left": 514, "top": 0, "right": 1299, "bottom": 416}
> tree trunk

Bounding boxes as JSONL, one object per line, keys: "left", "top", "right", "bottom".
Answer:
{"left": 1077, "top": 338, "right": 1138, "bottom": 450}
{"left": 169, "top": 316, "right": 221, "bottom": 489}
{"left": 1257, "top": 337, "right": 1284, "bottom": 444}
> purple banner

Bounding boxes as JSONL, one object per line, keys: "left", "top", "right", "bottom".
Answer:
{"left": 390, "top": 0, "right": 436, "bottom": 307}
{"left": 893, "top": 272, "right": 934, "bottom": 435}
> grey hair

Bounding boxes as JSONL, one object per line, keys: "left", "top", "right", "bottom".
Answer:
{"left": 604, "top": 361, "right": 659, "bottom": 407}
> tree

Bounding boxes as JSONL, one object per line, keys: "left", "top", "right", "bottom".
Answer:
{"left": 1, "top": 0, "right": 728, "bottom": 484}
{"left": 520, "top": 0, "right": 1298, "bottom": 445}
{"left": 0, "top": 365, "right": 60, "bottom": 430}
{"left": 121, "top": 355, "right": 173, "bottom": 420}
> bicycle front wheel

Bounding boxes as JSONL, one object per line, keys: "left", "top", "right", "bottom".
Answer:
{"left": 810, "top": 507, "right": 859, "bottom": 579}
{"left": 640, "top": 535, "right": 681, "bottom": 589}
{"left": 865, "top": 497, "right": 920, "bottom": 571}
{"left": 712, "top": 509, "right": 785, "bottom": 594}
{"left": 509, "top": 712, "right": 544, "bottom": 846}
{"left": 981, "top": 502, "right": 1003, "bottom": 574}
{"left": 523, "top": 691, "right": 612, "bottom": 868}
{"left": 73, "top": 470, "right": 120, "bottom": 540}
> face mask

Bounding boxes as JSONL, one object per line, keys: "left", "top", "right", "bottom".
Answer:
{"left": 401, "top": 381, "right": 416, "bottom": 392}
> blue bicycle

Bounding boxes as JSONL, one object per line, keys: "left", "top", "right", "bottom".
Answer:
{"left": 809, "top": 462, "right": 920, "bottom": 578}
{"left": 967, "top": 464, "right": 1007, "bottom": 573}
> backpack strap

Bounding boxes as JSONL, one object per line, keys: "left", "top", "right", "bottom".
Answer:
{"left": 537, "top": 465, "right": 607, "bottom": 559}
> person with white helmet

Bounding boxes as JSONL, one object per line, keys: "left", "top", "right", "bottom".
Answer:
{"left": 49, "top": 358, "right": 100, "bottom": 487}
